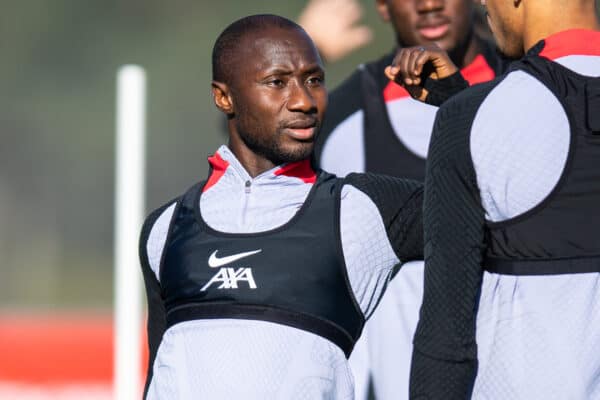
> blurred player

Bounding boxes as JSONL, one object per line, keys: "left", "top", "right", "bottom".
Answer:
{"left": 312, "top": 1, "right": 504, "bottom": 399}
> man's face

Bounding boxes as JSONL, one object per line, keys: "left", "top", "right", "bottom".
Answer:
{"left": 225, "top": 27, "right": 327, "bottom": 165}
{"left": 377, "top": 0, "right": 475, "bottom": 51}
{"left": 481, "top": 0, "right": 524, "bottom": 58}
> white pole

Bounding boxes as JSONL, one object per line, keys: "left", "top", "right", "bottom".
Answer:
{"left": 114, "top": 65, "right": 146, "bottom": 400}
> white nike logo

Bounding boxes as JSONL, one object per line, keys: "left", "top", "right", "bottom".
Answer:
{"left": 208, "top": 249, "right": 262, "bottom": 268}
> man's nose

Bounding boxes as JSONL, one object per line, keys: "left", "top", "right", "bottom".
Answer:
{"left": 416, "top": 0, "right": 445, "bottom": 13}
{"left": 287, "top": 82, "right": 317, "bottom": 113}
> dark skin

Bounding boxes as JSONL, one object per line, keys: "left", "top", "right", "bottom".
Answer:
{"left": 388, "top": 0, "right": 600, "bottom": 101}
{"left": 376, "top": 0, "right": 481, "bottom": 67}
{"left": 211, "top": 27, "right": 327, "bottom": 177}
{"left": 376, "top": 0, "right": 482, "bottom": 99}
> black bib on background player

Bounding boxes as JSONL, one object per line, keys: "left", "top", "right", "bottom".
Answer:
{"left": 159, "top": 171, "right": 364, "bottom": 357}
{"left": 485, "top": 47, "right": 600, "bottom": 275}
{"left": 360, "top": 54, "right": 427, "bottom": 181}
{"left": 360, "top": 43, "right": 505, "bottom": 182}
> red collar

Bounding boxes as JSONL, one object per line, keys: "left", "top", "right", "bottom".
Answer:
{"left": 274, "top": 159, "right": 317, "bottom": 184}
{"left": 539, "top": 29, "right": 600, "bottom": 60}
{"left": 204, "top": 152, "right": 230, "bottom": 192}
{"left": 204, "top": 152, "right": 316, "bottom": 192}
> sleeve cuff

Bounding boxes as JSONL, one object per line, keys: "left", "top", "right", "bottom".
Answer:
{"left": 409, "top": 348, "right": 477, "bottom": 400}
{"left": 423, "top": 72, "right": 470, "bottom": 107}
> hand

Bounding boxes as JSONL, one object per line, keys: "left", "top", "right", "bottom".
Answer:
{"left": 298, "top": 0, "right": 373, "bottom": 63}
{"left": 384, "top": 45, "right": 459, "bottom": 101}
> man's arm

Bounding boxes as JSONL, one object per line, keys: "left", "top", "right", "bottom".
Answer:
{"left": 139, "top": 201, "right": 177, "bottom": 398}
{"left": 384, "top": 45, "right": 468, "bottom": 105}
{"left": 344, "top": 173, "right": 424, "bottom": 263}
{"left": 409, "top": 90, "right": 488, "bottom": 399}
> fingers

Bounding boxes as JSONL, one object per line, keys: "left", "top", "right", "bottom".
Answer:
{"left": 386, "top": 44, "right": 459, "bottom": 85}
{"left": 407, "top": 48, "right": 425, "bottom": 84}
{"left": 388, "top": 47, "right": 426, "bottom": 86}
{"left": 384, "top": 65, "right": 396, "bottom": 81}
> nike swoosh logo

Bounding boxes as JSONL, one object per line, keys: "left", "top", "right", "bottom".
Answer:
{"left": 208, "top": 249, "right": 262, "bottom": 268}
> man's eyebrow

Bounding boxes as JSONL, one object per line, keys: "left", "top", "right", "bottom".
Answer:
{"left": 303, "top": 65, "right": 324, "bottom": 74}
{"left": 262, "top": 67, "right": 293, "bottom": 76}
{"left": 261, "top": 65, "right": 324, "bottom": 76}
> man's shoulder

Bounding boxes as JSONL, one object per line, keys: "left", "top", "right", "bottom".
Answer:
{"left": 315, "top": 53, "right": 395, "bottom": 168}
{"left": 341, "top": 172, "right": 422, "bottom": 214}
{"left": 324, "top": 67, "right": 364, "bottom": 129}
{"left": 141, "top": 197, "right": 180, "bottom": 237}
{"left": 325, "top": 52, "right": 395, "bottom": 123}
{"left": 434, "top": 71, "right": 522, "bottom": 140}
{"left": 141, "top": 181, "right": 206, "bottom": 234}
{"left": 438, "top": 76, "right": 502, "bottom": 117}
{"left": 440, "top": 67, "right": 565, "bottom": 136}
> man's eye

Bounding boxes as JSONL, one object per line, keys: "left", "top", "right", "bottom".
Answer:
{"left": 307, "top": 76, "right": 324, "bottom": 86}
{"left": 267, "top": 79, "right": 285, "bottom": 87}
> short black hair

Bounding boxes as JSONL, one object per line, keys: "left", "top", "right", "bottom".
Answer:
{"left": 212, "top": 14, "right": 305, "bottom": 84}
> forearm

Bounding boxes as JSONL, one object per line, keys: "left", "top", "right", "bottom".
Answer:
{"left": 410, "top": 349, "right": 476, "bottom": 399}
{"left": 409, "top": 100, "right": 486, "bottom": 399}
{"left": 424, "top": 71, "right": 469, "bottom": 106}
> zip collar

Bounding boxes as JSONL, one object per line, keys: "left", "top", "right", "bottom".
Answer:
{"left": 203, "top": 145, "right": 317, "bottom": 192}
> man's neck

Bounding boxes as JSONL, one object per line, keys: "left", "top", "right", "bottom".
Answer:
{"left": 449, "top": 28, "right": 481, "bottom": 69}
{"left": 523, "top": 3, "right": 600, "bottom": 52}
{"left": 226, "top": 129, "right": 278, "bottom": 178}
{"left": 227, "top": 145, "right": 277, "bottom": 178}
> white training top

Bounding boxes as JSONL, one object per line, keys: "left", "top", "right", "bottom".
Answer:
{"left": 144, "top": 145, "right": 407, "bottom": 400}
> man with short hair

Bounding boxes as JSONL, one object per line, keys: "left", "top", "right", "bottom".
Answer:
{"left": 139, "top": 14, "right": 425, "bottom": 400}
{"left": 403, "top": 0, "right": 600, "bottom": 398}
{"left": 314, "top": 1, "right": 503, "bottom": 399}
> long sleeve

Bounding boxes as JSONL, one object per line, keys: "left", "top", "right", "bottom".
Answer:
{"left": 423, "top": 71, "right": 470, "bottom": 106}
{"left": 139, "top": 202, "right": 176, "bottom": 398}
{"left": 409, "top": 87, "right": 489, "bottom": 399}
{"left": 339, "top": 174, "right": 423, "bottom": 321}
{"left": 344, "top": 173, "right": 424, "bottom": 262}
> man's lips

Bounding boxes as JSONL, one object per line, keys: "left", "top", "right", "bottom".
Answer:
{"left": 284, "top": 126, "right": 316, "bottom": 141}
{"left": 418, "top": 22, "right": 450, "bottom": 40}
{"left": 283, "top": 120, "right": 317, "bottom": 140}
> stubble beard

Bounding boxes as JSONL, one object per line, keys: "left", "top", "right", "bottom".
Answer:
{"left": 236, "top": 124, "right": 315, "bottom": 166}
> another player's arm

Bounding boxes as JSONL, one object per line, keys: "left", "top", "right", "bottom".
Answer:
{"left": 344, "top": 174, "right": 424, "bottom": 264}
{"left": 338, "top": 175, "right": 423, "bottom": 400}
{"left": 385, "top": 45, "right": 469, "bottom": 105}
{"left": 409, "top": 93, "right": 487, "bottom": 399}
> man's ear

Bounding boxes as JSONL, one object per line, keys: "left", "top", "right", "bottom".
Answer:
{"left": 375, "top": 0, "right": 390, "bottom": 22}
{"left": 211, "top": 81, "right": 234, "bottom": 115}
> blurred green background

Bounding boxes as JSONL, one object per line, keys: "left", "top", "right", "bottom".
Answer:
{"left": 2, "top": 0, "right": 600, "bottom": 311}
{"left": 0, "top": 0, "right": 397, "bottom": 310}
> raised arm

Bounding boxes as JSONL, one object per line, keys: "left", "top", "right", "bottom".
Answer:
{"left": 344, "top": 173, "right": 424, "bottom": 263}
{"left": 384, "top": 44, "right": 469, "bottom": 105}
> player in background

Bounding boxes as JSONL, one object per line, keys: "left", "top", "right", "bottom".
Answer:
{"left": 312, "top": 1, "right": 505, "bottom": 399}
